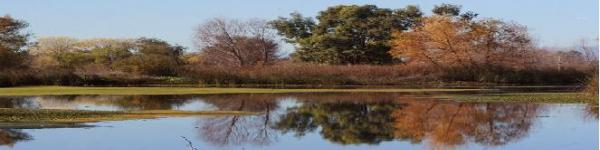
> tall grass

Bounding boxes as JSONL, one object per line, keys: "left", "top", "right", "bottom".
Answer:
{"left": 183, "top": 62, "right": 588, "bottom": 86}
{"left": 184, "top": 62, "right": 439, "bottom": 86}
{"left": 0, "top": 61, "right": 591, "bottom": 87}
{"left": 439, "top": 65, "right": 587, "bottom": 85}
{"left": 584, "top": 72, "right": 598, "bottom": 103}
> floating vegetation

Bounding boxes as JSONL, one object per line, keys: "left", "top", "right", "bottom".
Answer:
{"left": 0, "top": 86, "right": 489, "bottom": 96}
{"left": 0, "top": 108, "right": 256, "bottom": 128}
{"left": 444, "top": 92, "right": 591, "bottom": 103}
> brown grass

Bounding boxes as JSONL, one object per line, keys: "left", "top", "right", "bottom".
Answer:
{"left": 185, "top": 62, "right": 439, "bottom": 86}
{"left": 183, "top": 62, "right": 588, "bottom": 86}
{"left": 584, "top": 72, "right": 598, "bottom": 104}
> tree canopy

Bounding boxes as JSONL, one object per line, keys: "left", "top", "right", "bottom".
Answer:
{"left": 0, "top": 15, "right": 30, "bottom": 71}
{"left": 389, "top": 15, "right": 534, "bottom": 69}
{"left": 29, "top": 37, "right": 184, "bottom": 76}
{"left": 270, "top": 5, "right": 423, "bottom": 64}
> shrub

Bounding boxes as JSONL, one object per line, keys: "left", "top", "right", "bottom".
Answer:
{"left": 584, "top": 72, "right": 598, "bottom": 102}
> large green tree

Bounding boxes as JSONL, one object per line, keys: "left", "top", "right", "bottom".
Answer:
{"left": 270, "top": 5, "right": 422, "bottom": 64}
{"left": 432, "top": 3, "right": 478, "bottom": 21}
{"left": 82, "top": 38, "right": 134, "bottom": 66}
{"left": 0, "top": 15, "right": 30, "bottom": 71}
{"left": 131, "top": 38, "right": 184, "bottom": 76}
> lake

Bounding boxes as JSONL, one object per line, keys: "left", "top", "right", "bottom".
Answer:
{"left": 0, "top": 91, "right": 597, "bottom": 150}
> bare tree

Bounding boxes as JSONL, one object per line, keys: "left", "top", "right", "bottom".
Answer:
{"left": 194, "top": 18, "right": 279, "bottom": 67}
{"left": 30, "top": 36, "right": 79, "bottom": 55}
{"left": 197, "top": 94, "right": 280, "bottom": 147}
{"left": 575, "top": 38, "right": 598, "bottom": 68}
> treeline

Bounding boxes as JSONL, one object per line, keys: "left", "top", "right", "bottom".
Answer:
{"left": 0, "top": 4, "right": 597, "bottom": 87}
{"left": 1, "top": 35, "right": 185, "bottom": 86}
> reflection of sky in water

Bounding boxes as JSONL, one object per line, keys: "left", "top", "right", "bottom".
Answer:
{"left": 0, "top": 95, "right": 306, "bottom": 111}
{"left": 3, "top": 104, "right": 596, "bottom": 150}
{"left": 277, "top": 97, "right": 302, "bottom": 109}
{"left": 0, "top": 93, "right": 597, "bottom": 150}
{"left": 0, "top": 96, "right": 220, "bottom": 111}
{"left": 172, "top": 99, "right": 218, "bottom": 111}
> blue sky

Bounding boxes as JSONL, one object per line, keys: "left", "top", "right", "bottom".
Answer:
{"left": 1, "top": 0, "right": 597, "bottom": 52}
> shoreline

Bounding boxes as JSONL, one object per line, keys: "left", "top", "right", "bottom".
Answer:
{"left": 0, "top": 86, "right": 496, "bottom": 96}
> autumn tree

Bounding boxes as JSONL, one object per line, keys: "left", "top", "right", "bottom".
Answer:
{"left": 194, "top": 18, "right": 279, "bottom": 67}
{"left": 270, "top": 5, "right": 423, "bottom": 64}
{"left": 0, "top": 15, "right": 30, "bottom": 71}
{"left": 389, "top": 16, "right": 534, "bottom": 69}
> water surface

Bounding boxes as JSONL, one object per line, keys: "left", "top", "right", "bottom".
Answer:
{"left": 0, "top": 92, "right": 597, "bottom": 150}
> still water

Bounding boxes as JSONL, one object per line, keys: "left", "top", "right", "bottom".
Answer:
{"left": 0, "top": 92, "right": 597, "bottom": 150}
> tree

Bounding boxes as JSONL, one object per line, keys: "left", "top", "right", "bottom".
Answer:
{"left": 432, "top": 3, "right": 461, "bottom": 16}
{"left": 270, "top": 5, "right": 423, "bottom": 64}
{"left": 0, "top": 15, "right": 30, "bottom": 71}
{"left": 30, "top": 37, "right": 92, "bottom": 69}
{"left": 573, "top": 38, "right": 598, "bottom": 70}
{"left": 30, "top": 36, "right": 183, "bottom": 77}
{"left": 389, "top": 16, "right": 534, "bottom": 69}
{"left": 131, "top": 38, "right": 184, "bottom": 76}
{"left": 390, "top": 16, "right": 471, "bottom": 67}
{"left": 194, "top": 18, "right": 279, "bottom": 67}
{"left": 30, "top": 36, "right": 78, "bottom": 54}
{"left": 80, "top": 38, "right": 134, "bottom": 66}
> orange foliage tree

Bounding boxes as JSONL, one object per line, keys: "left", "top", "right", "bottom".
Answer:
{"left": 389, "top": 16, "right": 534, "bottom": 69}
{"left": 392, "top": 99, "right": 540, "bottom": 149}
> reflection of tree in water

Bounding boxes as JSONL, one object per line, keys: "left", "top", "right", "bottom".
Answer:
{"left": 272, "top": 94, "right": 544, "bottom": 148}
{"left": 275, "top": 102, "right": 399, "bottom": 145}
{"left": 199, "top": 94, "right": 279, "bottom": 112}
{"left": 583, "top": 98, "right": 598, "bottom": 120}
{"left": 273, "top": 93, "right": 404, "bottom": 145}
{"left": 587, "top": 107, "right": 598, "bottom": 119}
{"left": 0, "top": 97, "right": 38, "bottom": 108}
{"left": 86, "top": 95, "right": 191, "bottom": 110}
{"left": 197, "top": 94, "right": 280, "bottom": 146}
{"left": 392, "top": 100, "right": 541, "bottom": 149}
{"left": 0, "top": 129, "right": 31, "bottom": 148}
{"left": 0, "top": 93, "right": 554, "bottom": 149}
{"left": 195, "top": 93, "right": 408, "bottom": 146}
